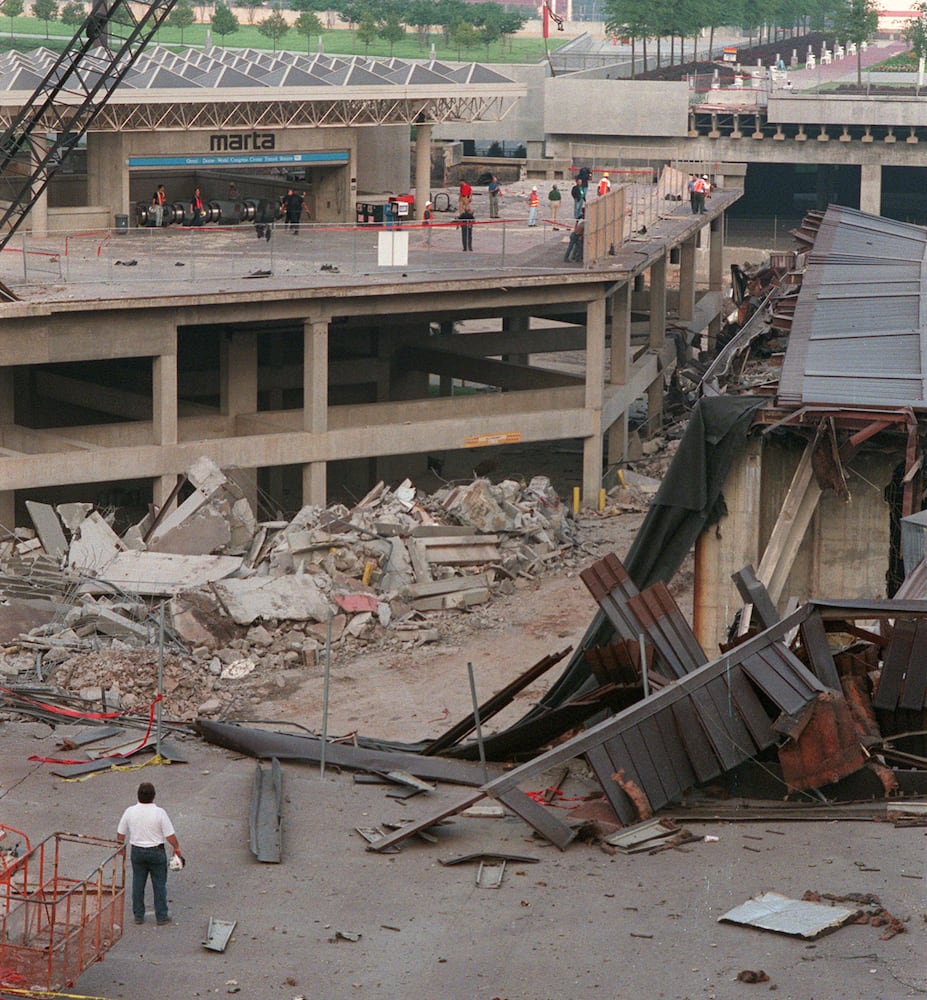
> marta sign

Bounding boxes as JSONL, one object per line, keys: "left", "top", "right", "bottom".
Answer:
{"left": 209, "top": 132, "right": 276, "bottom": 152}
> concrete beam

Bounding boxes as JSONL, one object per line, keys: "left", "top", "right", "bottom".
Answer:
{"left": 398, "top": 345, "right": 581, "bottom": 391}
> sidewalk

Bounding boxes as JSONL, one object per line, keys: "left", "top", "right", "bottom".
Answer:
{"left": 788, "top": 38, "right": 908, "bottom": 88}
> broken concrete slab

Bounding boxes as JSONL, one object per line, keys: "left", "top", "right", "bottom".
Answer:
{"left": 148, "top": 502, "right": 232, "bottom": 556}
{"left": 78, "top": 550, "right": 242, "bottom": 597}
{"left": 212, "top": 573, "right": 332, "bottom": 626}
{"left": 68, "top": 511, "right": 126, "bottom": 573}
{"left": 25, "top": 501, "right": 68, "bottom": 561}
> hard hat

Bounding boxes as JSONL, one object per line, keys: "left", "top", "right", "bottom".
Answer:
{"left": 531, "top": 185, "right": 537, "bottom": 190}
{"left": 701, "top": 174, "right": 709, "bottom": 179}
{"left": 603, "top": 172, "right": 609, "bottom": 177}
{"left": 425, "top": 200, "right": 432, "bottom": 206}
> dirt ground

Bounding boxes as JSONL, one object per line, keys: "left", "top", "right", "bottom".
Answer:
{"left": 2, "top": 500, "right": 926, "bottom": 1000}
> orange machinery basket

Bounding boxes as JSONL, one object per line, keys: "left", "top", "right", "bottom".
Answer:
{"left": 0, "top": 831, "right": 125, "bottom": 993}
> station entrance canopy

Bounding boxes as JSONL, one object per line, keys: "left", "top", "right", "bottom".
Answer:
{"left": 0, "top": 46, "right": 524, "bottom": 131}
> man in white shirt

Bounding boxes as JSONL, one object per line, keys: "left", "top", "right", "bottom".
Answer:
{"left": 117, "top": 782, "right": 183, "bottom": 926}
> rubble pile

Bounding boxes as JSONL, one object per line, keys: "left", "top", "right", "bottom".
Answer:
{"left": 0, "top": 457, "right": 610, "bottom": 720}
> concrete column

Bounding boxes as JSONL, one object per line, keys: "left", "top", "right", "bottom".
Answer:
{"left": 678, "top": 236, "right": 697, "bottom": 324}
{"left": 219, "top": 332, "right": 258, "bottom": 417}
{"left": 707, "top": 215, "right": 724, "bottom": 350}
{"left": 607, "top": 283, "right": 631, "bottom": 466}
{"left": 415, "top": 124, "right": 433, "bottom": 220}
{"left": 693, "top": 435, "right": 762, "bottom": 652}
{"left": 860, "top": 163, "right": 881, "bottom": 215}
{"left": 85, "top": 133, "right": 130, "bottom": 221}
{"left": 0, "top": 368, "right": 12, "bottom": 529}
{"left": 219, "top": 331, "right": 259, "bottom": 513}
{"left": 152, "top": 352, "right": 177, "bottom": 513}
{"left": 502, "top": 314, "right": 529, "bottom": 369}
{"left": 646, "top": 255, "right": 667, "bottom": 439}
{"left": 302, "top": 319, "right": 329, "bottom": 507}
{"left": 648, "top": 256, "right": 666, "bottom": 350}
{"left": 582, "top": 295, "right": 606, "bottom": 507}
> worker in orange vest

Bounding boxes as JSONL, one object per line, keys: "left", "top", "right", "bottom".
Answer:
{"left": 597, "top": 172, "right": 611, "bottom": 197}
{"left": 528, "top": 186, "right": 539, "bottom": 227}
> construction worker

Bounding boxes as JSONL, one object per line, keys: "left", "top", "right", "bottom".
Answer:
{"left": 527, "top": 186, "right": 539, "bottom": 226}
{"left": 597, "top": 172, "right": 611, "bottom": 197}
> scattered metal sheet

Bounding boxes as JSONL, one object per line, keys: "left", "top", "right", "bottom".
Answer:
{"left": 355, "top": 826, "right": 399, "bottom": 853}
{"left": 249, "top": 758, "right": 283, "bottom": 864}
{"left": 605, "top": 817, "right": 681, "bottom": 854}
{"left": 203, "top": 917, "right": 237, "bottom": 953}
{"left": 718, "top": 892, "right": 859, "bottom": 939}
{"left": 476, "top": 859, "right": 505, "bottom": 888}
{"left": 381, "top": 770, "right": 436, "bottom": 794}
{"left": 197, "top": 718, "right": 497, "bottom": 786}
{"left": 335, "top": 930, "right": 361, "bottom": 942}
{"left": 57, "top": 727, "right": 125, "bottom": 750}
{"left": 439, "top": 852, "right": 539, "bottom": 866}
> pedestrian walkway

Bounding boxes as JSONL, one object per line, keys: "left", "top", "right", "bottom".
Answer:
{"left": 789, "top": 39, "right": 908, "bottom": 89}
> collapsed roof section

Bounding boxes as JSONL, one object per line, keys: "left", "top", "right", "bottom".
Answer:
{"left": 780, "top": 206, "right": 927, "bottom": 410}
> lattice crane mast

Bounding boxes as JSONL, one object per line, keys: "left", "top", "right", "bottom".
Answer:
{"left": 0, "top": 0, "right": 179, "bottom": 253}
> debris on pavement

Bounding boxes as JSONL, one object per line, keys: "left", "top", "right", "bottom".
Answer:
{"left": 718, "top": 891, "right": 860, "bottom": 939}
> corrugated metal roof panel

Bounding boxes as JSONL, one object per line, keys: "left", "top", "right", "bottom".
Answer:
{"left": 779, "top": 205, "right": 927, "bottom": 408}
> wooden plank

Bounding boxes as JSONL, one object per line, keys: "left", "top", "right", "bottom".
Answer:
{"left": 670, "top": 697, "right": 722, "bottom": 784}
{"left": 756, "top": 441, "right": 821, "bottom": 605}
{"left": 583, "top": 742, "right": 639, "bottom": 825}
{"left": 874, "top": 619, "right": 916, "bottom": 711}
{"left": 899, "top": 619, "right": 927, "bottom": 711}
{"left": 799, "top": 613, "right": 841, "bottom": 690}
{"left": 496, "top": 788, "right": 576, "bottom": 851}
{"left": 411, "top": 588, "right": 489, "bottom": 611}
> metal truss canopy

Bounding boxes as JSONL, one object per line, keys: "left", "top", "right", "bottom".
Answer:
{"left": 0, "top": 91, "right": 518, "bottom": 132}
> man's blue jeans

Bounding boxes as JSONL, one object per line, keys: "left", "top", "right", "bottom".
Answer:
{"left": 131, "top": 845, "right": 168, "bottom": 922}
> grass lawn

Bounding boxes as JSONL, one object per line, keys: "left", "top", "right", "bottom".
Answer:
{"left": 0, "top": 15, "right": 563, "bottom": 62}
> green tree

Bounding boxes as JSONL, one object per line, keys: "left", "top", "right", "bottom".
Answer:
{"left": 433, "top": 0, "right": 466, "bottom": 43}
{"left": 449, "top": 18, "right": 476, "bottom": 58}
{"left": 832, "top": 0, "right": 879, "bottom": 85}
{"left": 211, "top": 0, "right": 238, "bottom": 43}
{"left": 258, "top": 9, "right": 289, "bottom": 50}
{"left": 59, "top": 0, "right": 83, "bottom": 24}
{"left": 497, "top": 9, "right": 525, "bottom": 54}
{"left": 904, "top": 0, "right": 927, "bottom": 87}
{"left": 294, "top": 8, "right": 321, "bottom": 51}
{"left": 405, "top": 0, "right": 435, "bottom": 48}
{"left": 1, "top": 0, "right": 23, "bottom": 37}
{"left": 32, "top": 0, "right": 57, "bottom": 37}
{"left": 603, "top": 0, "right": 649, "bottom": 77}
{"left": 239, "top": 0, "right": 262, "bottom": 23}
{"left": 378, "top": 12, "right": 404, "bottom": 55}
{"left": 168, "top": 0, "right": 195, "bottom": 42}
{"left": 355, "top": 11, "right": 376, "bottom": 52}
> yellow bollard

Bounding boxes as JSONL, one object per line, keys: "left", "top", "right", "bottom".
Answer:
{"left": 617, "top": 468, "right": 626, "bottom": 487}
{"left": 598, "top": 488, "right": 606, "bottom": 512}
{"left": 572, "top": 487, "right": 580, "bottom": 515}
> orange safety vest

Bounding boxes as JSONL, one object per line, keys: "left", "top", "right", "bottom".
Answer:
{"left": 529, "top": 190, "right": 539, "bottom": 207}
{"left": 597, "top": 178, "right": 610, "bottom": 196}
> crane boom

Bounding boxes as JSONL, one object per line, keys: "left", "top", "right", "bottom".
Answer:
{"left": 0, "top": 0, "right": 179, "bottom": 254}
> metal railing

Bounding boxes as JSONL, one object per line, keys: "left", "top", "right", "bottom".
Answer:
{"left": 2, "top": 216, "right": 591, "bottom": 289}
{"left": 0, "top": 831, "right": 124, "bottom": 992}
